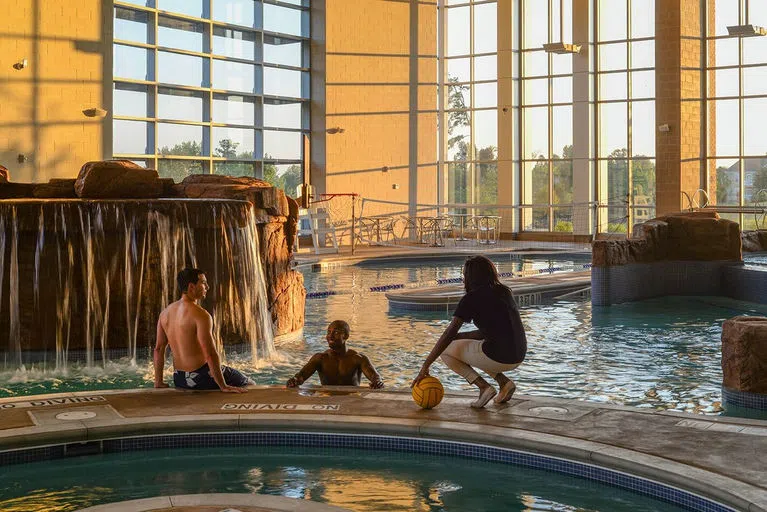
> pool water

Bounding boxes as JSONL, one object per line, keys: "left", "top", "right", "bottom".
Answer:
{"left": 2, "top": 253, "right": 765, "bottom": 416}
{"left": 0, "top": 446, "right": 689, "bottom": 512}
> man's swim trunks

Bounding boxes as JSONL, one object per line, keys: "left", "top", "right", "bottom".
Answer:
{"left": 173, "top": 363, "right": 252, "bottom": 390}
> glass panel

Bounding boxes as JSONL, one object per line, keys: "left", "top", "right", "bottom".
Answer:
{"left": 114, "top": 120, "right": 151, "bottom": 155}
{"left": 602, "top": 158, "right": 629, "bottom": 233}
{"left": 630, "top": 40, "right": 654, "bottom": 69}
{"left": 712, "top": 38, "right": 739, "bottom": 68}
{"left": 552, "top": 77, "right": 572, "bottom": 103}
{"left": 447, "top": 111, "right": 470, "bottom": 161}
{"left": 599, "top": 72, "right": 628, "bottom": 101}
{"left": 158, "top": 159, "right": 205, "bottom": 182}
{"left": 632, "top": 159, "right": 656, "bottom": 207}
{"left": 158, "top": 123, "right": 204, "bottom": 156}
{"left": 213, "top": 127, "right": 255, "bottom": 159}
{"left": 213, "top": 27, "right": 256, "bottom": 60}
{"left": 264, "top": 163, "right": 303, "bottom": 195}
{"left": 114, "top": 7, "right": 151, "bottom": 44}
{"left": 743, "top": 36, "right": 767, "bottom": 66}
{"left": 447, "top": 6, "right": 470, "bottom": 56}
{"left": 157, "top": 0, "right": 205, "bottom": 19}
{"left": 553, "top": 207, "right": 573, "bottom": 231}
{"left": 158, "top": 15, "right": 205, "bottom": 52}
{"left": 524, "top": 107, "right": 549, "bottom": 159}
{"left": 215, "top": 162, "right": 256, "bottom": 177}
{"left": 710, "top": 0, "right": 739, "bottom": 37}
{"left": 474, "top": 82, "right": 497, "bottom": 108}
{"left": 474, "top": 55, "right": 497, "bottom": 82}
{"left": 213, "top": 0, "right": 256, "bottom": 28}
{"left": 630, "top": 0, "right": 654, "bottom": 38}
{"left": 552, "top": 105, "right": 573, "bottom": 157}
{"left": 599, "top": 103, "right": 628, "bottom": 158}
{"left": 213, "top": 94, "right": 256, "bottom": 125}
{"left": 711, "top": 68, "right": 739, "bottom": 97}
{"left": 599, "top": 0, "right": 627, "bottom": 41}
{"left": 743, "top": 66, "right": 767, "bottom": 97}
{"left": 264, "top": 67, "right": 303, "bottom": 97}
{"left": 713, "top": 158, "right": 740, "bottom": 205}
{"left": 523, "top": 50, "right": 548, "bottom": 77}
{"left": 631, "top": 100, "right": 655, "bottom": 157}
{"left": 478, "top": 162, "right": 498, "bottom": 204}
{"left": 213, "top": 59, "right": 255, "bottom": 93}
{"left": 264, "top": 4, "right": 306, "bottom": 37}
{"left": 158, "top": 88, "right": 205, "bottom": 121}
{"left": 474, "top": 109, "right": 498, "bottom": 160}
{"left": 263, "top": 130, "right": 302, "bottom": 160}
{"left": 114, "top": 83, "right": 151, "bottom": 118}
{"left": 448, "top": 162, "right": 468, "bottom": 204}
{"left": 119, "top": 0, "right": 151, "bottom": 6}
{"left": 264, "top": 100, "right": 302, "bottom": 129}
{"left": 448, "top": 58, "right": 471, "bottom": 83}
{"left": 114, "top": 44, "right": 153, "bottom": 81}
{"left": 523, "top": 0, "right": 548, "bottom": 49}
{"left": 553, "top": 159, "right": 573, "bottom": 204}
{"left": 158, "top": 51, "right": 207, "bottom": 87}
{"left": 448, "top": 81, "right": 471, "bottom": 109}
{"left": 743, "top": 158, "right": 767, "bottom": 205}
{"left": 630, "top": 70, "right": 654, "bottom": 99}
{"left": 744, "top": 98, "right": 767, "bottom": 156}
{"left": 712, "top": 99, "right": 739, "bottom": 157}
{"left": 551, "top": 54, "right": 572, "bottom": 75}
{"left": 598, "top": 42, "right": 627, "bottom": 71}
{"left": 264, "top": 35, "right": 303, "bottom": 67}
{"left": 474, "top": 2, "right": 497, "bottom": 55}
{"left": 524, "top": 78, "right": 548, "bottom": 105}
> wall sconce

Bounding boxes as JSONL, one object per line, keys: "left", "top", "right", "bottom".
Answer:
{"left": 13, "top": 59, "right": 28, "bottom": 70}
{"left": 658, "top": 123, "right": 670, "bottom": 133}
{"left": 392, "top": 184, "right": 400, "bottom": 190}
{"left": 326, "top": 127, "right": 345, "bottom": 135}
{"left": 82, "top": 107, "right": 108, "bottom": 118}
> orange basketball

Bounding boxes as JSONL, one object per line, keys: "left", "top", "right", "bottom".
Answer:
{"left": 412, "top": 376, "right": 445, "bottom": 409}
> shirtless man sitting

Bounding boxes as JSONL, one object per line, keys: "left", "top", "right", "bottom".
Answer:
{"left": 286, "top": 320, "right": 384, "bottom": 389}
{"left": 154, "top": 267, "right": 250, "bottom": 392}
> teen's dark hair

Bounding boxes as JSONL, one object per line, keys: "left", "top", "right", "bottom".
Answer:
{"left": 463, "top": 255, "right": 511, "bottom": 297}
{"left": 177, "top": 267, "right": 204, "bottom": 294}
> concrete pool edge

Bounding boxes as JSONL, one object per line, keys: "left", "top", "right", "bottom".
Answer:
{"left": 78, "top": 493, "right": 353, "bottom": 512}
{"left": 0, "top": 388, "right": 764, "bottom": 512}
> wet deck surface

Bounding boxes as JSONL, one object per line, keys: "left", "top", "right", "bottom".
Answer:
{"left": 1, "top": 386, "right": 765, "bottom": 511}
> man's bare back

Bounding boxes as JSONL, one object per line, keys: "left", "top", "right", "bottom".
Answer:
{"left": 154, "top": 269, "right": 248, "bottom": 393}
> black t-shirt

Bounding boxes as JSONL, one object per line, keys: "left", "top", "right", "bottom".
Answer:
{"left": 453, "top": 284, "right": 527, "bottom": 364}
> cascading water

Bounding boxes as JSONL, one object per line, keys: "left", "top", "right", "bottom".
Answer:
{"left": 0, "top": 199, "right": 274, "bottom": 372}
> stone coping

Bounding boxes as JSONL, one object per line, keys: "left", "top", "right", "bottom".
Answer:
{"left": 0, "top": 387, "right": 765, "bottom": 512}
{"left": 78, "top": 493, "right": 351, "bottom": 512}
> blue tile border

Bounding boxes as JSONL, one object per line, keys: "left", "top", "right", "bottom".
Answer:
{"left": 722, "top": 385, "right": 767, "bottom": 411}
{"left": 0, "top": 432, "right": 736, "bottom": 512}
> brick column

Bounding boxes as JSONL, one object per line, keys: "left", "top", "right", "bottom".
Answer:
{"left": 572, "top": 0, "right": 593, "bottom": 235}
{"left": 497, "top": 0, "right": 515, "bottom": 230}
{"left": 655, "top": 0, "right": 706, "bottom": 215}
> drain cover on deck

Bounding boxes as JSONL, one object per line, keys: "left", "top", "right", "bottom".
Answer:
{"left": 55, "top": 411, "right": 97, "bottom": 421}
{"left": 527, "top": 406, "right": 569, "bottom": 415}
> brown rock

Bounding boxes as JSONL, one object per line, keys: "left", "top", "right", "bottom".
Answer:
{"left": 75, "top": 160, "right": 163, "bottom": 198}
{"left": 0, "top": 165, "right": 8, "bottom": 183}
{"left": 742, "top": 230, "right": 767, "bottom": 252}
{"left": 33, "top": 179, "right": 77, "bottom": 198}
{"left": 722, "top": 316, "right": 767, "bottom": 394}
{"left": 285, "top": 196, "right": 299, "bottom": 253}
{"left": 174, "top": 175, "right": 289, "bottom": 217}
{"left": 0, "top": 182, "right": 35, "bottom": 198}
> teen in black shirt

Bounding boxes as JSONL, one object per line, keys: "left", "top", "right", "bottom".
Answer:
{"left": 412, "top": 255, "right": 527, "bottom": 408}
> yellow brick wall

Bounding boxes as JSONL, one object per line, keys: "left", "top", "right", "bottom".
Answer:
{"left": 321, "top": 0, "right": 438, "bottom": 211}
{"left": 0, "top": 0, "right": 110, "bottom": 183}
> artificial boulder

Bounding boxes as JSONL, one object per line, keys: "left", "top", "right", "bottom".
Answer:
{"left": 722, "top": 316, "right": 767, "bottom": 394}
{"left": 33, "top": 179, "right": 77, "bottom": 198}
{"left": 75, "top": 160, "right": 163, "bottom": 199}
{"left": 742, "top": 230, "right": 767, "bottom": 252}
{"left": 172, "top": 174, "right": 289, "bottom": 217}
{"left": 0, "top": 165, "right": 8, "bottom": 183}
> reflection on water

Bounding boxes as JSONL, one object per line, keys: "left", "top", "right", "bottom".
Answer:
{"left": 0, "top": 447, "right": 687, "bottom": 512}
{"left": 2, "top": 254, "right": 766, "bottom": 416}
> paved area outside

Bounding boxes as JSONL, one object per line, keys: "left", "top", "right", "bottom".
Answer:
{"left": 1, "top": 387, "right": 765, "bottom": 511}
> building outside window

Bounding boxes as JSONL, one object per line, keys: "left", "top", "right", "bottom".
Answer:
{"left": 112, "top": 0, "right": 310, "bottom": 195}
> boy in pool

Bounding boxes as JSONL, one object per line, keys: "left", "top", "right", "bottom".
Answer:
{"left": 286, "top": 320, "right": 385, "bottom": 389}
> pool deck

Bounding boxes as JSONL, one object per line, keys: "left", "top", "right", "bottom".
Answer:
{"left": 1, "top": 387, "right": 765, "bottom": 511}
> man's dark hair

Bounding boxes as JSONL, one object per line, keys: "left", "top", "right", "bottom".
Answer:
{"left": 177, "top": 267, "right": 205, "bottom": 294}
{"left": 329, "top": 320, "right": 350, "bottom": 339}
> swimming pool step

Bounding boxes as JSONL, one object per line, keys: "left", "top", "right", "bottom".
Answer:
{"left": 385, "top": 271, "right": 591, "bottom": 310}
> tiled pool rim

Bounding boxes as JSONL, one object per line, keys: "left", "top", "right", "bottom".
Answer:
{"left": 0, "top": 431, "right": 738, "bottom": 512}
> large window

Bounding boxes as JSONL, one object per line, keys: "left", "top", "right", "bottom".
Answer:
{"left": 596, "top": 0, "right": 656, "bottom": 234}
{"left": 112, "top": 0, "right": 310, "bottom": 194}
{"left": 519, "top": 0, "right": 574, "bottom": 232}
{"left": 444, "top": 0, "right": 498, "bottom": 209}
{"left": 707, "top": 0, "right": 767, "bottom": 228}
